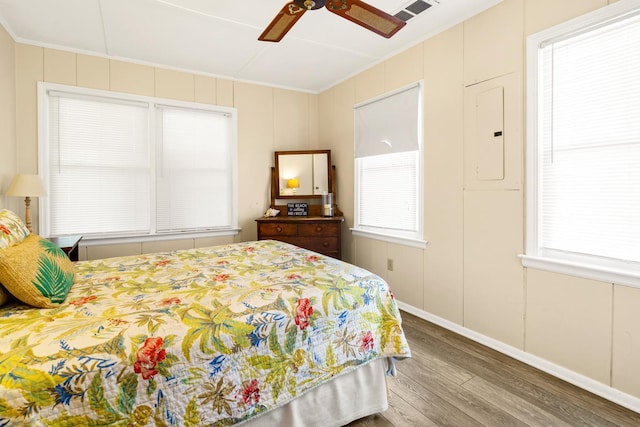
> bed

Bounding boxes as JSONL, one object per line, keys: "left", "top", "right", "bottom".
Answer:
{"left": 0, "top": 236, "right": 410, "bottom": 426}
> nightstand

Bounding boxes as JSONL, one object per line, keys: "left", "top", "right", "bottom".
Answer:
{"left": 48, "top": 235, "right": 82, "bottom": 261}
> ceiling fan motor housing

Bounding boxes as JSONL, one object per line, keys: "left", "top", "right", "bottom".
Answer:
{"left": 294, "top": 0, "right": 326, "bottom": 10}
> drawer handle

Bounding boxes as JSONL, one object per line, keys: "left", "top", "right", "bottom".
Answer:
{"left": 322, "top": 241, "right": 329, "bottom": 247}
{"left": 276, "top": 226, "right": 282, "bottom": 233}
{"left": 316, "top": 226, "right": 322, "bottom": 232}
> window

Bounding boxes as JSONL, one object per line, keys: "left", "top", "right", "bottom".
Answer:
{"left": 352, "top": 82, "right": 425, "bottom": 248}
{"left": 523, "top": 2, "right": 640, "bottom": 286}
{"left": 38, "top": 83, "right": 238, "bottom": 241}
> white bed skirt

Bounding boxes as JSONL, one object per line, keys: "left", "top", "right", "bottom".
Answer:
{"left": 242, "top": 358, "right": 389, "bottom": 427}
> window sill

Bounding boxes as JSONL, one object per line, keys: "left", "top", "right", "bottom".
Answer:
{"left": 519, "top": 254, "right": 640, "bottom": 289}
{"left": 79, "top": 229, "right": 241, "bottom": 247}
{"left": 350, "top": 228, "right": 427, "bottom": 249}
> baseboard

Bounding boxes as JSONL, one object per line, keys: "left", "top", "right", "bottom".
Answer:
{"left": 396, "top": 301, "right": 640, "bottom": 415}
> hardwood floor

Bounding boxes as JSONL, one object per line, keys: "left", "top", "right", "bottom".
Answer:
{"left": 348, "top": 311, "right": 640, "bottom": 427}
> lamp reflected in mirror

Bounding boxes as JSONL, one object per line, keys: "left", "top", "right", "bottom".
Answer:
{"left": 287, "top": 178, "right": 300, "bottom": 194}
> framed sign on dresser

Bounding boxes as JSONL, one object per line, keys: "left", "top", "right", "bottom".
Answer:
{"left": 256, "top": 150, "right": 344, "bottom": 259}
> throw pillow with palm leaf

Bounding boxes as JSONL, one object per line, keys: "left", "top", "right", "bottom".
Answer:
{"left": 0, "top": 234, "right": 75, "bottom": 307}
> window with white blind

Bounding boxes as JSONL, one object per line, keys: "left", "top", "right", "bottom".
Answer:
{"left": 38, "top": 83, "right": 238, "bottom": 241}
{"left": 523, "top": 1, "right": 640, "bottom": 286}
{"left": 352, "top": 82, "right": 425, "bottom": 247}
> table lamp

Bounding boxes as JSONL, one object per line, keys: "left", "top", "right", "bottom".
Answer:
{"left": 5, "top": 174, "right": 47, "bottom": 233}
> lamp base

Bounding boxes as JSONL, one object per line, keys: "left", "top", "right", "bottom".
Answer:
{"left": 24, "top": 196, "right": 33, "bottom": 233}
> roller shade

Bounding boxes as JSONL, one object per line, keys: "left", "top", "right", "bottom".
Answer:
{"left": 354, "top": 83, "right": 420, "bottom": 158}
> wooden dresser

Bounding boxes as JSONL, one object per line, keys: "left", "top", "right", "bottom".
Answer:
{"left": 256, "top": 216, "right": 344, "bottom": 260}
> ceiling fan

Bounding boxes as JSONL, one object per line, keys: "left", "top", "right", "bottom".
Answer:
{"left": 258, "top": 0, "right": 407, "bottom": 42}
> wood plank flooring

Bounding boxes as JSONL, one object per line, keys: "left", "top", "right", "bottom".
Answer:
{"left": 348, "top": 311, "right": 640, "bottom": 427}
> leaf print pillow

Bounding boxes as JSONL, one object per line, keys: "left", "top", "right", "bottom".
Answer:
{"left": 0, "top": 209, "right": 30, "bottom": 249}
{"left": 0, "top": 234, "right": 75, "bottom": 308}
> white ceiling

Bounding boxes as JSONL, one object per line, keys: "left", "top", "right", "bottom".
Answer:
{"left": 0, "top": 0, "right": 502, "bottom": 93}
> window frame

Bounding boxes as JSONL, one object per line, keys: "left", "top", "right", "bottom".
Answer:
{"left": 351, "top": 81, "right": 427, "bottom": 249}
{"left": 37, "top": 82, "right": 239, "bottom": 245}
{"left": 522, "top": 0, "right": 640, "bottom": 288}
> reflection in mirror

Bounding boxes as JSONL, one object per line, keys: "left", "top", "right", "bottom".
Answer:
{"left": 278, "top": 154, "right": 314, "bottom": 195}
{"left": 276, "top": 150, "right": 330, "bottom": 198}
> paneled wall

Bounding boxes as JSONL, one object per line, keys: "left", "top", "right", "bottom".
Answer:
{"left": 0, "top": 24, "right": 16, "bottom": 212}
{"left": 4, "top": 41, "right": 318, "bottom": 260}
{"left": 318, "top": 0, "right": 640, "bottom": 410}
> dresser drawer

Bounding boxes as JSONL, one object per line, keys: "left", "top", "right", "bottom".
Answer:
{"left": 258, "top": 222, "right": 297, "bottom": 237}
{"left": 298, "top": 223, "right": 339, "bottom": 237}
{"left": 256, "top": 216, "right": 343, "bottom": 259}
{"left": 288, "top": 237, "right": 339, "bottom": 254}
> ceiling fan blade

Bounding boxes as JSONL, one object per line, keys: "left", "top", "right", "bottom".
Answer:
{"left": 258, "top": 2, "right": 307, "bottom": 42}
{"left": 325, "top": 0, "right": 406, "bottom": 38}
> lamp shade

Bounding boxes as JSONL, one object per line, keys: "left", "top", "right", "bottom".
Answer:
{"left": 6, "top": 174, "right": 47, "bottom": 197}
{"left": 287, "top": 178, "right": 300, "bottom": 189}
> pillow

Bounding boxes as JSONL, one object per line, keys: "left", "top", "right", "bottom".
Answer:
{"left": 0, "top": 234, "right": 75, "bottom": 308}
{"left": 0, "top": 209, "right": 30, "bottom": 249}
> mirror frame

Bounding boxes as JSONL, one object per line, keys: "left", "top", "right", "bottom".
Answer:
{"left": 274, "top": 149, "right": 332, "bottom": 199}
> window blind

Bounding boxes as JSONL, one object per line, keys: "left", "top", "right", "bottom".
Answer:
{"left": 48, "top": 94, "right": 151, "bottom": 236}
{"left": 41, "top": 85, "right": 238, "bottom": 239}
{"left": 156, "top": 106, "right": 233, "bottom": 232}
{"left": 357, "top": 151, "right": 418, "bottom": 233}
{"left": 538, "top": 12, "right": 640, "bottom": 263}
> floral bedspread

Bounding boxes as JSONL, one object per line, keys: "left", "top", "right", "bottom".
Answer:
{"left": 0, "top": 240, "right": 410, "bottom": 426}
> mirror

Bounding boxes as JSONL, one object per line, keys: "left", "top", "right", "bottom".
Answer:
{"left": 275, "top": 150, "right": 331, "bottom": 198}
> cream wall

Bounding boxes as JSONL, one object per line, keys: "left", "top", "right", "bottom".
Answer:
{"left": 318, "top": 0, "right": 640, "bottom": 409}
{"left": 0, "top": 24, "right": 17, "bottom": 212}
{"left": 5, "top": 36, "right": 318, "bottom": 261}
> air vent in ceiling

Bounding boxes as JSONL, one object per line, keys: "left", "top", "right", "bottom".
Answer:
{"left": 394, "top": 0, "right": 436, "bottom": 22}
